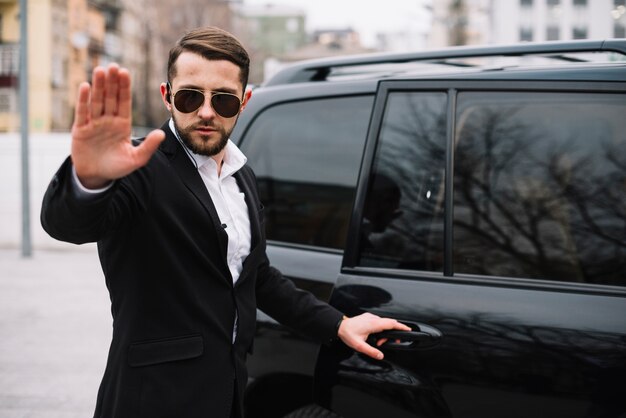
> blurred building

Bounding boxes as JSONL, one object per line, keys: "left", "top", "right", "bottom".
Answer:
{"left": 286, "top": 28, "right": 372, "bottom": 60}
{"left": 492, "top": 0, "right": 626, "bottom": 43}
{"left": 0, "top": 0, "right": 68, "bottom": 132}
{"left": 117, "top": 0, "right": 152, "bottom": 128}
{"left": 430, "top": 0, "right": 626, "bottom": 48}
{"left": 375, "top": 29, "right": 430, "bottom": 53}
{"left": 233, "top": 3, "right": 307, "bottom": 84}
{"left": 0, "top": 0, "right": 158, "bottom": 132}
{"left": 68, "top": 0, "right": 89, "bottom": 129}
{"left": 263, "top": 28, "right": 375, "bottom": 83}
{"left": 234, "top": 3, "right": 306, "bottom": 57}
{"left": 10, "top": 0, "right": 624, "bottom": 132}
{"left": 6, "top": 0, "right": 245, "bottom": 130}
{"left": 0, "top": 0, "right": 20, "bottom": 131}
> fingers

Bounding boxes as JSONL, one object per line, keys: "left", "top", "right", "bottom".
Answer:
{"left": 338, "top": 313, "right": 413, "bottom": 361}
{"left": 104, "top": 63, "right": 120, "bottom": 116}
{"left": 390, "top": 320, "right": 412, "bottom": 332}
{"left": 117, "top": 68, "right": 132, "bottom": 119}
{"left": 133, "top": 129, "right": 166, "bottom": 167}
{"left": 89, "top": 64, "right": 129, "bottom": 119}
{"left": 379, "top": 317, "right": 411, "bottom": 332}
{"left": 90, "top": 67, "right": 106, "bottom": 119}
{"left": 366, "top": 316, "right": 411, "bottom": 334}
{"left": 74, "top": 82, "right": 91, "bottom": 128}
{"left": 352, "top": 339, "right": 384, "bottom": 360}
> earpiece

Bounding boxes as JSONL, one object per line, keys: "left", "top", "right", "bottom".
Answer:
{"left": 165, "top": 82, "right": 172, "bottom": 112}
{"left": 165, "top": 82, "right": 172, "bottom": 103}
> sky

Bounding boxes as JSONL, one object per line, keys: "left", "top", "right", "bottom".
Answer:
{"left": 244, "top": 0, "right": 433, "bottom": 47}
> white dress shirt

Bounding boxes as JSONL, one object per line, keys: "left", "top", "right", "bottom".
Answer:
{"left": 72, "top": 121, "right": 253, "bottom": 342}
{"left": 169, "top": 119, "right": 252, "bottom": 284}
{"left": 72, "top": 119, "right": 252, "bottom": 285}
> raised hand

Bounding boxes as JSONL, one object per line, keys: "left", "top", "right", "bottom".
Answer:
{"left": 71, "top": 64, "right": 165, "bottom": 189}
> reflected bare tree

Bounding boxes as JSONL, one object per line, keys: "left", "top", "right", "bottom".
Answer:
{"left": 360, "top": 93, "right": 448, "bottom": 270}
{"left": 453, "top": 99, "right": 626, "bottom": 286}
{"left": 334, "top": 288, "right": 626, "bottom": 417}
{"left": 361, "top": 91, "right": 625, "bottom": 286}
{"left": 421, "top": 309, "right": 626, "bottom": 417}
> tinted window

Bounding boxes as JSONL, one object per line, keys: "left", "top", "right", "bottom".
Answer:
{"left": 454, "top": 92, "right": 626, "bottom": 286}
{"left": 357, "top": 92, "right": 447, "bottom": 271}
{"left": 242, "top": 95, "right": 374, "bottom": 249}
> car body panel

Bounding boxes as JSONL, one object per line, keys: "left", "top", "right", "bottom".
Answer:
{"left": 315, "top": 78, "right": 626, "bottom": 417}
{"left": 237, "top": 41, "right": 626, "bottom": 417}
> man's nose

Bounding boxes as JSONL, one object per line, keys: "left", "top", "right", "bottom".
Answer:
{"left": 197, "top": 96, "right": 216, "bottom": 119}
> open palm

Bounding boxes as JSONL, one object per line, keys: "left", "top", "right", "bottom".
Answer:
{"left": 71, "top": 64, "right": 165, "bottom": 189}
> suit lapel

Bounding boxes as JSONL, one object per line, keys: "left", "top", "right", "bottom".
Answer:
{"left": 234, "top": 166, "right": 265, "bottom": 287}
{"left": 234, "top": 167, "right": 261, "bottom": 250}
{"left": 159, "top": 123, "right": 229, "bottom": 264}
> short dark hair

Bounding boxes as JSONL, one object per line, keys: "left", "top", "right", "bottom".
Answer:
{"left": 167, "top": 27, "right": 250, "bottom": 90}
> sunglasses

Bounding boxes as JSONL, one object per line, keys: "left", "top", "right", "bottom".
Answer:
{"left": 168, "top": 84, "right": 243, "bottom": 118}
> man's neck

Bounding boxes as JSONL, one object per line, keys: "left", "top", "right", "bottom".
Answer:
{"left": 211, "top": 150, "right": 226, "bottom": 177}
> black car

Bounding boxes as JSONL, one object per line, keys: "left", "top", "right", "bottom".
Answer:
{"left": 231, "top": 40, "right": 626, "bottom": 418}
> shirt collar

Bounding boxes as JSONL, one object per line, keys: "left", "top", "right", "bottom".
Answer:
{"left": 168, "top": 118, "right": 247, "bottom": 178}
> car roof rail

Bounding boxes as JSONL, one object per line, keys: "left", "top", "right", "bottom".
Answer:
{"left": 264, "top": 39, "right": 626, "bottom": 86}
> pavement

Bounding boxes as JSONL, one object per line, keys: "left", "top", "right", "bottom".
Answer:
{"left": 0, "top": 245, "right": 111, "bottom": 418}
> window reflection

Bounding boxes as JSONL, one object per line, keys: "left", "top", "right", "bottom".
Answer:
{"left": 454, "top": 92, "right": 626, "bottom": 286}
{"left": 242, "top": 95, "right": 374, "bottom": 249}
{"left": 358, "top": 92, "right": 447, "bottom": 271}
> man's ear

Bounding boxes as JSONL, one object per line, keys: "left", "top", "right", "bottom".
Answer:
{"left": 240, "top": 88, "right": 253, "bottom": 112}
{"left": 160, "top": 82, "right": 172, "bottom": 111}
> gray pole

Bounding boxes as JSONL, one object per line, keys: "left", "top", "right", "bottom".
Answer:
{"left": 19, "top": 0, "right": 32, "bottom": 257}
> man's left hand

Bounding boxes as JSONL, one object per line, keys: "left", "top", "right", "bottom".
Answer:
{"left": 337, "top": 313, "right": 411, "bottom": 360}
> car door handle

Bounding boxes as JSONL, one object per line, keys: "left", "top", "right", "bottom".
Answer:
{"left": 370, "top": 322, "right": 442, "bottom": 350}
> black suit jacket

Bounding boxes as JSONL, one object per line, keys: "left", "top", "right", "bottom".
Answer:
{"left": 41, "top": 123, "right": 343, "bottom": 418}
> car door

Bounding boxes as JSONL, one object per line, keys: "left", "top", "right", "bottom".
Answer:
{"left": 314, "top": 80, "right": 626, "bottom": 418}
{"left": 235, "top": 89, "right": 376, "bottom": 417}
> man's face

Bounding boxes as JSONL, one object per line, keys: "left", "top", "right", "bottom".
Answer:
{"left": 161, "top": 51, "right": 250, "bottom": 157}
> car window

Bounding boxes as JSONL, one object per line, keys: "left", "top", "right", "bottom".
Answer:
{"left": 241, "top": 95, "right": 374, "bottom": 249}
{"left": 357, "top": 92, "right": 447, "bottom": 271}
{"left": 454, "top": 91, "right": 626, "bottom": 286}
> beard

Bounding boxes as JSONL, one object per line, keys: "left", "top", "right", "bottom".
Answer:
{"left": 173, "top": 115, "right": 233, "bottom": 157}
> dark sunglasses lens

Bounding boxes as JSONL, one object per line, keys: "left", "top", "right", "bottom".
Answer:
{"left": 211, "top": 94, "right": 241, "bottom": 118}
{"left": 174, "top": 90, "right": 204, "bottom": 113}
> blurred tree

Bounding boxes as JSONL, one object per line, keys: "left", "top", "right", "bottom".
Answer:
{"left": 449, "top": 0, "right": 468, "bottom": 46}
{"left": 138, "top": 0, "right": 237, "bottom": 128}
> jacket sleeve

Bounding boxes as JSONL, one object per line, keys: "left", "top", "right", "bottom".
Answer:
{"left": 40, "top": 156, "right": 153, "bottom": 245}
{"left": 239, "top": 164, "right": 344, "bottom": 345}
{"left": 255, "top": 255, "right": 344, "bottom": 345}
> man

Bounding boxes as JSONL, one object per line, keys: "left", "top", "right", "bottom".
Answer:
{"left": 41, "top": 27, "right": 409, "bottom": 418}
